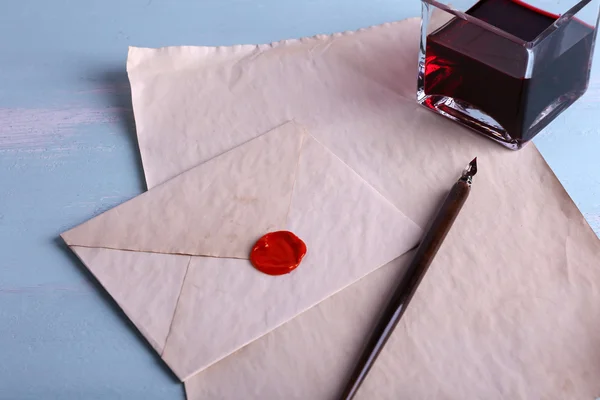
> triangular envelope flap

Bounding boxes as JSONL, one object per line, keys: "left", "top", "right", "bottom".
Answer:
{"left": 70, "top": 246, "right": 190, "bottom": 353}
{"left": 160, "top": 136, "right": 422, "bottom": 380}
{"left": 61, "top": 123, "right": 305, "bottom": 258}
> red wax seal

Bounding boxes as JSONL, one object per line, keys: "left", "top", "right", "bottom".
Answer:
{"left": 250, "top": 231, "right": 307, "bottom": 276}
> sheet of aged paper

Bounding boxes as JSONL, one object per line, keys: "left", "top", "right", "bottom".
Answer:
{"left": 125, "top": 18, "right": 600, "bottom": 399}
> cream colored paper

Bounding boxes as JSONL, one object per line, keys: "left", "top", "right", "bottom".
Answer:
{"left": 125, "top": 18, "right": 600, "bottom": 399}
{"left": 63, "top": 122, "right": 305, "bottom": 258}
{"left": 71, "top": 246, "right": 189, "bottom": 354}
{"left": 62, "top": 122, "right": 421, "bottom": 381}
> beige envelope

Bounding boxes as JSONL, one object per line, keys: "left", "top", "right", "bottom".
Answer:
{"left": 61, "top": 121, "right": 421, "bottom": 381}
{"left": 122, "top": 17, "right": 600, "bottom": 400}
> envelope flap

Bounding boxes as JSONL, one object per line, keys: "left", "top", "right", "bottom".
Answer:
{"left": 70, "top": 246, "right": 190, "bottom": 354}
{"left": 61, "top": 123, "right": 305, "bottom": 258}
{"left": 158, "top": 134, "right": 422, "bottom": 380}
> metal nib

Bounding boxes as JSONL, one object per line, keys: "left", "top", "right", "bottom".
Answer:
{"left": 460, "top": 157, "right": 477, "bottom": 184}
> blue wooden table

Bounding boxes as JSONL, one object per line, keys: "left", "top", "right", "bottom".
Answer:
{"left": 1, "top": 1, "right": 599, "bottom": 399}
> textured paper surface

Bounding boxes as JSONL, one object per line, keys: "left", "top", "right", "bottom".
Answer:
{"left": 63, "top": 122, "right": 305, "bottom": 258}
{"left": 62, "top": 122, "right": 421, "bottom": 381}
{"left": 126, "top": 18, "right": 600, "bottom": 399}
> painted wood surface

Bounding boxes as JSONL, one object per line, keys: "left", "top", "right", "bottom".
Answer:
{"left": 1, "top": 1, "right": 598, "bottom": 399}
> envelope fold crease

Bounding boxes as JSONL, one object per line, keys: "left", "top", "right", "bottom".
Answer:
{"left": 70, "top": 246, "right": 190, "bottom": 353}
{"left": 160, "top": 255, "right": 193, "bottom": 357}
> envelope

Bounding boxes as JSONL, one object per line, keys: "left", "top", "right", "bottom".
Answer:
{"left": 119, "top": 17, "right": 600, "bottom": 399}
{"left": 61, "top": 121, "right": 422, "bottom": 381}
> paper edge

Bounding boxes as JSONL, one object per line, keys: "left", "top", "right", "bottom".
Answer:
{"left": 68, "top": 245, "right": 184, "bottom": 353}
{"left": 59, "top": 121, "right": 307, "bottom": 251}
{"left": 126, "top": 18, "right": 421, "bottom": 75}
{"left": 531, "top": 145, "right": 599, "bottom": 237}
{"left": 308, "top": 134, "right": 422, "bottom": 232}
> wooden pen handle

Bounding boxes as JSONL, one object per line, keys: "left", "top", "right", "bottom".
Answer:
{"left": 338, "top": 179, "right": 471, "bottom": 400}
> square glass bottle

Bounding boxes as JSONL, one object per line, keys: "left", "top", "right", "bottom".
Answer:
{"left": 418, "top": 0, "right": 600, "bottom": 149}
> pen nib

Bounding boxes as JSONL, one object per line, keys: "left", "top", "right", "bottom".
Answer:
{"left": 462, "top": 157, "right": 478, "bottom": 180}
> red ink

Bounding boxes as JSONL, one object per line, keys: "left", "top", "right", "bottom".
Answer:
{"left": 250, "top": 231, "right": 307, "bottom": 276}
{"left": 423, "top": 0, "right": 595, "bottom": 144}
{"left": 509, "top": 0, "right": 560, "bottom": 21}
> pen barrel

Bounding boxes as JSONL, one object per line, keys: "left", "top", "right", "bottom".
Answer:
{"left": 405, "top": 179, "right": 471, "bottom": 289}
{"left": 338, "top": 179, "right": 471, "bottom": 400}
